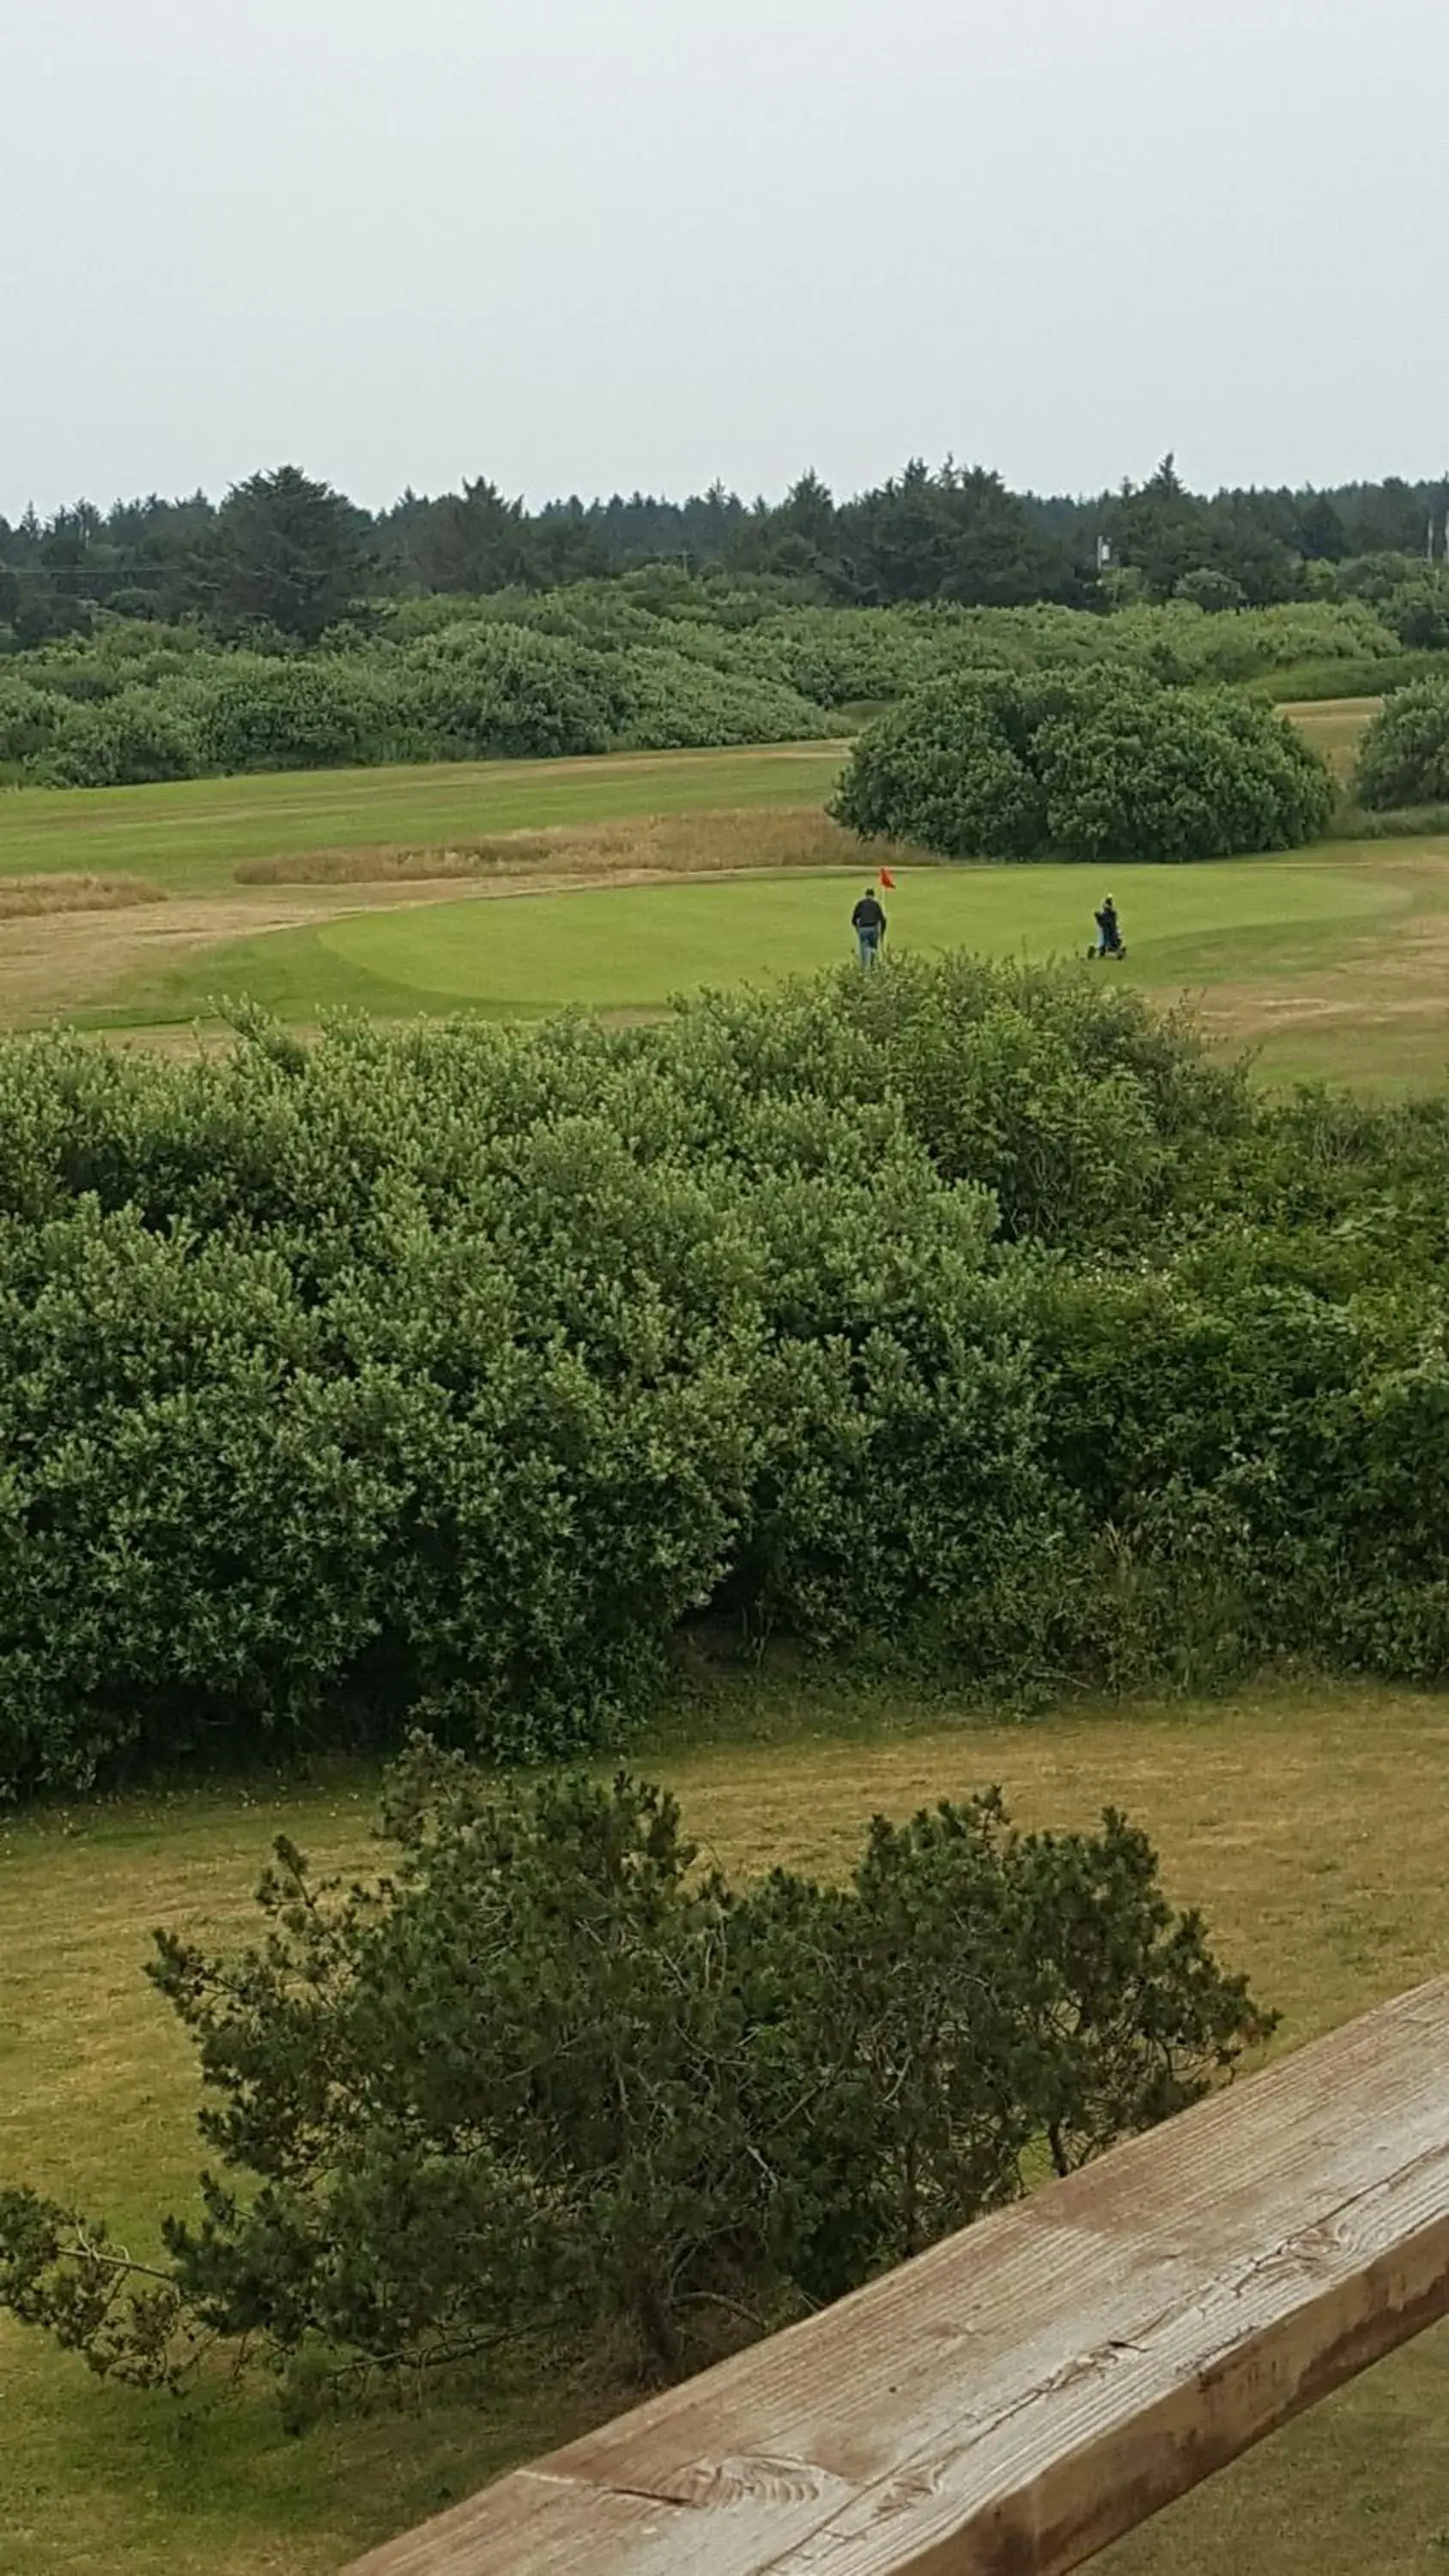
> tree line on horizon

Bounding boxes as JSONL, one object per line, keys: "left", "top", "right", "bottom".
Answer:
{"left": 5, "top": 453, "right": 1449, "bottom": 649}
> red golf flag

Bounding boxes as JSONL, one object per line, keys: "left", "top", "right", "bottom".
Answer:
{"left": 878, "top": 866, "right": 896, "bottom": 890}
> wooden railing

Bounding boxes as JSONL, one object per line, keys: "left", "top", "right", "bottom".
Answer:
{"left": 343, "top": 1977, "right": 1449, "bottom": 2575}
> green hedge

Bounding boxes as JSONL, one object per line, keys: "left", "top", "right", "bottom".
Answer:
{"left": 831, "top": 671, "right": 1336, "bottom": 861}
{"left": 3, "top": 963, "right": 1449, "bottom": 1795}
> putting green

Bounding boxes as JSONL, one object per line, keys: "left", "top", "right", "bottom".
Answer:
{"left": 100, "top": 855, "right": 1397, "bottom": 1028}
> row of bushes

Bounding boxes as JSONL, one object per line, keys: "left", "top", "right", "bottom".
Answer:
{"left": 0, "top": 585, "right": 1413, "bottom": 787}
{"left": 0, "top": 623, "right": 839, "bottom": 787}
{"left": 379, "top": 586, "right": 1403, "bottom": 692}
{"left": 3, "top": 961, "right": 1449, "bottom": 1795}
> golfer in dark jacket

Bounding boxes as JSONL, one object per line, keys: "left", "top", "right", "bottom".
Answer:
{"left": 852, "top": 887, "right": 887, "bottom": 966}
{"left": 1094, "top": 896, "right": 1124, "bottom": 957}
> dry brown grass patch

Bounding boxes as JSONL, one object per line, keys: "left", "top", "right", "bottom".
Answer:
{"left": 235, "top": 807, "right": 917, "bottom": 888}
{"left": 0, "top": 873, "right": 166, "bottom": 918}
{"left": 1279, "top": 696, "right": 1381, "bottom": 784}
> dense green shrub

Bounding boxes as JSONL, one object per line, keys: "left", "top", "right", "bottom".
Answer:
{"left": 0, "top": 1040, "right": 1054, "bottom": 1791}
{"left": 832, "top": 671, "right": 1336, "bottom": 861}
{"left": 1110, "top": 596, "right": 1394, "bottom": 681}
{"left": 3, "top": 963, "right": 1449, "bottom": 1794}
{"left": 44, "top": 690, "right": 203, "bottom": 786}
{"left": 1354, "top": 678, "right": 1449, "bottom": 808}
{"left": 391, "top": 623, "right": 620, "bottom": 758}
{"left": 733, "top": 607, "right": 945, "bottom": 706}
{"left": 168, "top": 655, "right": 402, "bottom": 772}
{"left": 0, "top": 1748, "right": 1270, "bottom": 2401}
{"left": 0, "top": 677, "right": 81, "bottom": 771}
{"left": 1334, "top": 562, "right": 1449, "bottom": 653}
{"left": 609, "top": 646, "right": 830, "bottom": 748}
{"left": 1034, "top": 682, "right": 1337, "bottom": 861}
{"left": 834, "top": 670, "right": 1051, "bottom": 858}
{"left": 1379, "top": 578, "right": 1449, "bottom": 652}
{"left": 660, "top": 956, "right": 1245, "bottom": 1245}
{"left": 9, "top": 619, "right": 210, "bottom": 700}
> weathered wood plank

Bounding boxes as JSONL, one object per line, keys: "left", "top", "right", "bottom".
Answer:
{"left": 341, "top": 1977, "right": 1449, "bottom": 2576}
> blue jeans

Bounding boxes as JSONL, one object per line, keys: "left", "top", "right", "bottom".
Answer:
{"left": 858, "top": 929, "right": 881, "bottom": 967}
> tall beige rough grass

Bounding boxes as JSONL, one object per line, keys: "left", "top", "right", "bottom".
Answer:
{"left": 236, "top": 808, "right": 924, "bottom": 886}
{"left": 0, "top": 874, "right": 167, "bottom": 918}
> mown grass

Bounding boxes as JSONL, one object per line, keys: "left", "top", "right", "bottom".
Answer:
{"left": 77, "top": 844, "right": 1407, "bottom": 1030}
{"left": 0, "top": 744, "right": 848, "bottom": 896}
{"left": 82, "top": 821, "right": 1449, "bottom": 1095}
{"left": 5, "top": 1680, "right": 1449, "bottom": 2576}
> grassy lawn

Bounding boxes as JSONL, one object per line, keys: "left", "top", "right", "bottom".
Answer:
{"left": 0, "top": 744, "right": 847, "bottom": 897}
{"left": 76, "top": 837, "right": 1449, "bottom": 1094}
{"left": 0, "top": 701, "right": 1368, "bottom": 903}
{"left": 83, "top": 854, "right": 1390, "bottom": 1020}
{"left": 5, "top": 1681, "right": 1449, "bottom": 2575}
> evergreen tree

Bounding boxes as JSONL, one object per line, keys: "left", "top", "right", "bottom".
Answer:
{"left": 191, "top": 465, "right": 373, "bottom": 641}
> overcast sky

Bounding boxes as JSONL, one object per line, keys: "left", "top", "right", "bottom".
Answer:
{"left": 5, "top": 0, "right": 1447, "bottom": 518}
